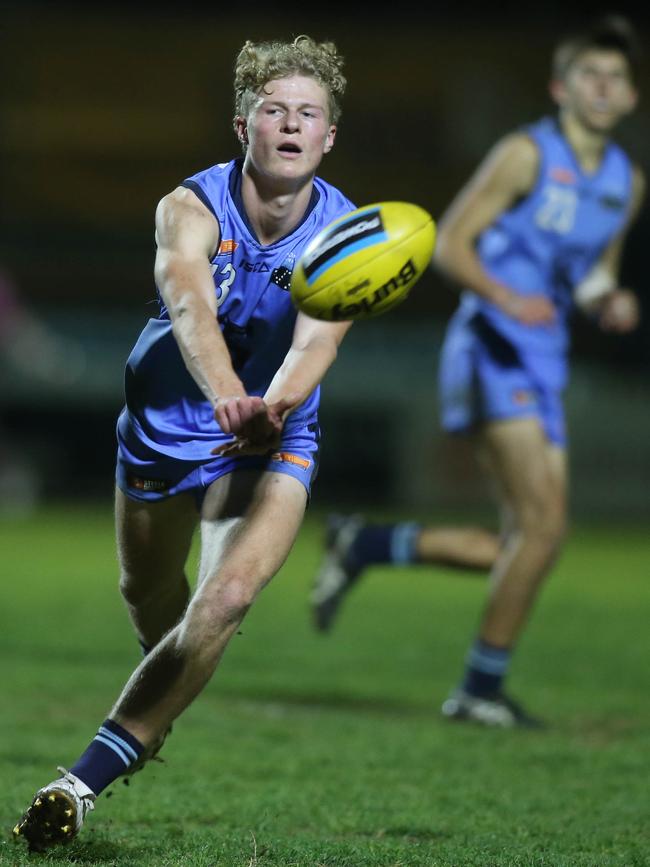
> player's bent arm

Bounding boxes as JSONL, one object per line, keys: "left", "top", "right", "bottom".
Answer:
{"left": 433, "top": 134, "right": 553, "bottom": 322}
{"left": 263, "top": 314, "right": 353, "bottom": 416}
{"left": 154, "top": 188, "right": 246, "bottom": 407}
{"left": 574, "top": 166, "right": 646, "bottom": 324}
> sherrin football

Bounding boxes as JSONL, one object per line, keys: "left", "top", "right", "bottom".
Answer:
{"left": 291, "top": 202, "right": 436, "bottom": 321}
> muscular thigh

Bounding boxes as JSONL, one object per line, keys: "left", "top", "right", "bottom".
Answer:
{"left": 477, "top": 418, "right": 567, "bottom": 522}
{"left": 196, "top": 469, "right": 307, "bottom": 596}
{"left": 115, "top": 486, "right": 199, "bottom": 589}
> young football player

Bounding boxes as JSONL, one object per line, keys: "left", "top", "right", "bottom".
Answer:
{"left": 14, "top": 34, "right": 357, "bottom": 851}
{"left": 312, "top": 15, "right": 644, "bottom": 728}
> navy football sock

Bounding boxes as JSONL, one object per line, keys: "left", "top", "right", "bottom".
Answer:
{"left": 350, "top": 522, "right": 421, "bottom": 569}
{"left": 461, "top": 639, "right": 512, "bottom": 698}
{"left": 70, "top": 719, "right": 145, "bottom": 795}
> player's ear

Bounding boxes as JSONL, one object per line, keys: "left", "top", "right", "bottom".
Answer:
{"left": 549, "top": 77, "right": 567, "bottom": 107}
{"left": 323, "top": 125, "right": 337, "bottom": 154}
{"left": 623, "top": 85, "right": 639, "bottom": 115}
{"left": 234, "top": 116, "right": 249, "bottom": 146}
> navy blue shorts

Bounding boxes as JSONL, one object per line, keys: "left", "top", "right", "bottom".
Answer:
{"left": 438, "top": 313, "right": 567, "bottom": 446}
{"left": 116, "top": 416, "right": 321, "bottom": 508}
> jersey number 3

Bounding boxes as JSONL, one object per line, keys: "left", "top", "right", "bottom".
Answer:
{"left": 212, "top": 263, "right": 236, "bottom": 307}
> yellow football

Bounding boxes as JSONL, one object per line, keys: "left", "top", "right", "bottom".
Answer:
{"left": 291, "top": 201, "right": 436, "bottom": 321}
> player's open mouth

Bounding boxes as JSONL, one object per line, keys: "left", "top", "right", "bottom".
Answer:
{"left": 277, "top": 143, "right": 302, "bottom": 156}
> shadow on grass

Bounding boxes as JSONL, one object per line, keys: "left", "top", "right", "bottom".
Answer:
{"left": 218, "top": 685, "right": 433, "bottom": 719}
{"left": 36, "top": 835, "right": 159, "bottom": 865}
{"left": 362, "top": 825, "right": 451, "bottom": 843}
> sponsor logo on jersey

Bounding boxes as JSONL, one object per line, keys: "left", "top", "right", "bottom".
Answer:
{"left": 330, "top": 259, "right": 416, "bottom": 320}
{"left": 241, "top": 260, "right": 270, "bottom": 273}
{"left": 598, "top": 194, "right": 625, "bottom": 211}
{"left": 271, "top": 452, "right": 311, "bottom": 470}
{"left": 303, "top": 209, "right": 387, "bottom": 284}
{"left": 127, "top": 475, "right": 170, "bottom": 492}
{"left": 550, "top": 167, "right": 577, "bottom": 185}
{"left": 217, "top": 239, "right": 238, "bottom": 255}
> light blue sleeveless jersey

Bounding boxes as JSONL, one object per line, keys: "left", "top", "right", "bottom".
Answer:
{"left": 118, "top": 159, "right": 355, "bottom": 461}
{"left": 458, "top": 116, "right": 633, "bottom": 356}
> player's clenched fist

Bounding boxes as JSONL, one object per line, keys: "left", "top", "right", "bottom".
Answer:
{"left": 212, "top": 395, "right": 298, "bottom": 456}
{"left": 214, "top": 395, "right": 266, "bottom": 435}
{"left": 598, "top": 289, "right": 640, "bottom": 333}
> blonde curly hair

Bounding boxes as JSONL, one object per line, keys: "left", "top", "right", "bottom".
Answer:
{"left": 233, "top": 35, "right": 346, "bottom": 130}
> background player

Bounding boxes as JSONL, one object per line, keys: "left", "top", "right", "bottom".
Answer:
{"left": 311, "top": 15, "right": 644, "bottom": 727}
{"left": 14, "top": 34, "right": 357, "bottom": 851}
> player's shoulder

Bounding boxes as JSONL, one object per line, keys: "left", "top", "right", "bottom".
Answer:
{"left": 481, "top": 129, "right": 540, "bottom": 195}
{"left": 156, "top": 185, "right": 212, "bottom": 220}
{"left": 183, "top": 160, "right": 234, "bottom": 187}
{"left": 494, "top": 128, "right": 540, "bottom": 164}
{"left": 156, "top": 161, "right": 236, "bottom": 221}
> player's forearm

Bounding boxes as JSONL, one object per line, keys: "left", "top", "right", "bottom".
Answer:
{"left": 171, "top": 307, "right": 245, "bottom": 408}
{"left": 264, "top": 337, "right": 338, "bottom": 411}
{"left": 160, "top": 263, "right": 245, "bottom": 407}
{"left": 434, "top": 236, "right": 513, "bottom": 308}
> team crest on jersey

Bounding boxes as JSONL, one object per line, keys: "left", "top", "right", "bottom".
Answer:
{"left": 217, "top": 239, "right": 238, "bottom": 255}
{"left": 512, "top": 389, "right": 535, "bottom": 406}
{"left": 550, "top": 167, "right": 577, "bottom": 185}
{"left": 271, "top": 253, "right": 296, "bottom": 291}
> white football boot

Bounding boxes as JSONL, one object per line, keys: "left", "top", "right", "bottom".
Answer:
{"left": 311, "top": 513, "right": 365, "bottom": 632}
{"left": 441, "top": 689, "right": 545, "bottom": 729}
{"left": 13, "top": 767, "right": 95, "bottom": 851}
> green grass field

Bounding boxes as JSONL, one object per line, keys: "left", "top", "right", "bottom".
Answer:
{"left": 1, "top": 504, "right": 649, "bottom": 866}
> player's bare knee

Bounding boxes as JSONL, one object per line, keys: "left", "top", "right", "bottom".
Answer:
{"left": 516, "top": 490, "right": 566, "bottom": 548}
{"left": 213, "top": 578, "right": 256, "bottom": 625}
{"left": 119, "top": 571, "right": 149, "bottom": 605}
{"left": 189, "top": 572, "right": 259, "bottom": 635}
{"left": 119, "top": 570, "right": 180, "bottom": 607}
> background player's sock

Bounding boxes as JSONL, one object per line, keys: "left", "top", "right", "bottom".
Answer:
{"left": 139, "top": 639, "right": 152, "bottom": 656}
{"left": 350, "top": 522, "right": 421, "bottom": 570}
{"left": 70, "top": 719, "right": 145, "bottom": 795}
{"left": 461, "top": 639, "right": 511, "bottom": 697}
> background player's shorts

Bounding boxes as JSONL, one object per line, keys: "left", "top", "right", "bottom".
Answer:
{"left": 116, "top": 415, "right": 321, "bottom": 508}
{"left": 438, "top": 312, "right": 567, "bottom": 446}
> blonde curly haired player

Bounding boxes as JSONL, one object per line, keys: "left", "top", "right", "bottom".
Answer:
{"left": 233, "top": 35, "right": 346, "bottom": 127}
{"left": 14, "top": 33, "right": 359, "bottom": 852}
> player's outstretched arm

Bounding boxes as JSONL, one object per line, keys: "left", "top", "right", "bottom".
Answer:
{"left": 154, "top": 189, "right": 262, "bottom": 432}
{"left": 264, "top": 313, "right": 352, "bottom": 411}
{"left": 433, "top": 133, "right": 555, "bottom": 326}
{"left": 575, "top": 165, "right": 645, "bottom": 333}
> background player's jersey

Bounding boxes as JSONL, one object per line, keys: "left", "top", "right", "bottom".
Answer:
{"left": 118, "top": 159, "right": 355, "bottom": 460}
{"left": 458, "top": 116, "right": 633, "bottom": 356}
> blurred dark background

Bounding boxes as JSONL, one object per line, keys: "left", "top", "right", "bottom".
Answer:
{"left": 1, "top": 2, "right": 649, "bottom": 520}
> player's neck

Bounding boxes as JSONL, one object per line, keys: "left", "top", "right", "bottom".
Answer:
{"left": 558, "top": 112, "right": 609, "bottom": 174}
{"left": 240, "top": 167, "right": 314, "bottom": 246}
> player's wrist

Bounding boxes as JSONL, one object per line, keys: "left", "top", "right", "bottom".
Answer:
{"left": 211, "top": 385, "right": 247, "bottom": 410}
{"left": 492, "top": 285, "right": 517, "bottom": 313}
